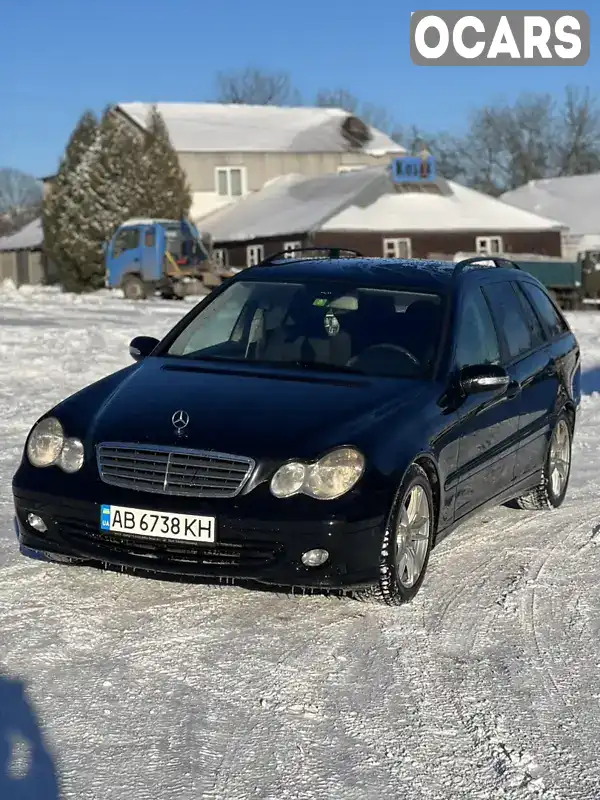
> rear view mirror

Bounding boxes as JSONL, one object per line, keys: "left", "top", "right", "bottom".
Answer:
{"left": 129, "top": 336, "right": 159, "bottom": 362}
{"left": 459, "top": 363, "right": 510, "bottom": 395}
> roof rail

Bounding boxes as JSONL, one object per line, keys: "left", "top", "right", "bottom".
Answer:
{"left": 453, "top": 255, "right": 522, "bottom": 279}
{"left": 257, "top": 247, "right": 363, "bottom": 266}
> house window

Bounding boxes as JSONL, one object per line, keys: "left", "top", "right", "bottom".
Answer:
{"left": 383, "top": 238, "right": 412, "bottom": 259}
{"left": 215, "top": 167, "right": 246, "bottom": 197}
{"left": 283, "top": 241, "right": 302, "bottom": 258}
{"left": 247, "top": 245, "right": 264, "bottom": 266}
{"left": 212, "top": 248, "right": 228, "bottom": 266}
{"left": 476, "top": 236, "right": 503, "bottom": 255}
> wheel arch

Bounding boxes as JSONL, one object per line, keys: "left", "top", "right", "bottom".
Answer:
{"left": 120, "top": 270, "right": 143, "bottom": 286}
{"left": 413, "top": 453, "right": 441, "bottom": 534}
{"left": 562, "top": 400, "right": 576, "bottom": 429}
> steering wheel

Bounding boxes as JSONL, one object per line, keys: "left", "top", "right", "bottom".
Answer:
{"left": 348, "top": 343, "right": 420, "bottom": 367}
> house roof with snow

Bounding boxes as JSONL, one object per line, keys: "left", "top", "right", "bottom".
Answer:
{"left": 500, "top": 173, "right": 600, "bottom": 236}
{"left": 322, "top": 176, "right": 566, "bottom": 234}
{"left": 198, "top": 168, "right": 566, "bottom": 243}
{"left": 116, "top": 102, "right": 405, "bottom": 156}
{"left": 0, "top": 218, "right": 43, "bottom": 251}
{"left": 198, "top": 167, "right": 395, "bottom": 242}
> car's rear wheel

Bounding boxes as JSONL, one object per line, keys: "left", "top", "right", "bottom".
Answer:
{"left": 122, "top": 275, "right": 147, "bottom": 300}
{"left": 357, "top": 463, "right": 435, "bottom": 606}
{"left": 514, "top": 411, "right": 573, "bottom": 510}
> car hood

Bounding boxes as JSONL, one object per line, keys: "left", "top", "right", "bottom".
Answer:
{"left": 86, "top": 357, "right": 430, "bottom": 460}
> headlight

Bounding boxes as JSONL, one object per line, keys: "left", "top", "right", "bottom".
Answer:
{"left": 58, "top": 437, "right": 85, "bottom": 473}
{"left": 26, "top": 417, "right": 84, "bottom": 473}
{"left": 270, "top": 447, "right": 365, "bottom": 500}
{"left": 270, "top": 462, "right": 306, "bottom": 498}
{"left": 26, "top": 417, "right": 65, "bottom": 467}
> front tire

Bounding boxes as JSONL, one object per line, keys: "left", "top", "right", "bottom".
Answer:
{"left": 122, "top": 275, "right": 147, "bottom": 300}
{"left": 515, "top": 411, "right": 573, "bottom": 510}
{"left": 357, "top": 463, "right": 435, "bottom": 606}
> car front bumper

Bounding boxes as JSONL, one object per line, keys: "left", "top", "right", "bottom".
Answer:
{"left": 13, "top": 488, "right": 386, "bottom": 590}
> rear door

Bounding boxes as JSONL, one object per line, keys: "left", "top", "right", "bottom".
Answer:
{"left": 482, "top": 280, "right": 558, "bottom": 484}
{"left": 517, "top": 280, "right": 578, "bottom": 472}
{"left": 451, "top": 285, "right": 521, "bottom": 519}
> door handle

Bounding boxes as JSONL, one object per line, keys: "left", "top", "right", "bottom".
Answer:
{"left": 506, "top": 379, "right": 521, "bottom": 398}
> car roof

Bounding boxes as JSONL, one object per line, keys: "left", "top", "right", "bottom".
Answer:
{"left": 239, "top": 256, "right": 523, "bottom": 293}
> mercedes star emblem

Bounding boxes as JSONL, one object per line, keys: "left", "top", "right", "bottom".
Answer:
{"left": 172, "top": 409, "right": 190, "bottom": 436}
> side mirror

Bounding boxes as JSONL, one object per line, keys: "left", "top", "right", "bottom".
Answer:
{"left": 459, "top": 363, "right": 510, "bottom": 395}
{"left": 129, "top": 336, "right": 159, "bottom": 362}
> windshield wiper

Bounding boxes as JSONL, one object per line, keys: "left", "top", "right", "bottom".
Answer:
{"left": 175, "top": 353, "right": 363, "bottom": 375}
{"left": 281, "top": 360, "right": 363, "bottom": 374}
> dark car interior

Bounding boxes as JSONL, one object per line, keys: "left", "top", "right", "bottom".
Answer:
{"left": 166, "top": 281, "right": 444, "bottom": 378}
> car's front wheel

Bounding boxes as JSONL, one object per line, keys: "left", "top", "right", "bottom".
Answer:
{"left": 514, "top": 411, "right": 573, "bottom": 510}
{"left": 357, "top": 463, "right": 435, "bottom": 606}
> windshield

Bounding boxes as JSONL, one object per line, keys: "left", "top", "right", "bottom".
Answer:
{"left": 165, "top": 280, "right": 443, "bottom": 378}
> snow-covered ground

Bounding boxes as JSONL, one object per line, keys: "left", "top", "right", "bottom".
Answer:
{"left": 1, "top": 279, "right": 600, "bottom": 800}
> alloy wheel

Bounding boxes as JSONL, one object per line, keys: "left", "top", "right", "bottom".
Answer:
{"left": 396, "top": 484, "right": 431, "bottom": 588}
{"left": 549, "top": 418, "right": 571, "bottom": 498}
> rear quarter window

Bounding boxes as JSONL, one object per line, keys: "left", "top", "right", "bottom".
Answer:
{"left": 519, "top": 282, "right": 570, "bottom": 338}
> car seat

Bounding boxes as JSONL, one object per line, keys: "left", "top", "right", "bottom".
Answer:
{"left": 262, "top": 293, "right": 351, "bottom": 366}
{"left": 351, "top": 294, "right": 400, "bottom": 353}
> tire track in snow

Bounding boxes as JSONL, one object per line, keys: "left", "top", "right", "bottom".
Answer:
{"left": 202, "top": 604, "right": 406, "bottom": 800}
{"left": 420, "top": 499, "right": 600, "bottom": 799}
{"left": 417, "top": 508, "right": 586, "bottom": 798}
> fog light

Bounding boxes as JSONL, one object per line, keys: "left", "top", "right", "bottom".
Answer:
{"left": 26, "top": 513, "right": 47, "bottom": 533}
{"left": 301, "top": 548, "right": 329, "bottom": 567}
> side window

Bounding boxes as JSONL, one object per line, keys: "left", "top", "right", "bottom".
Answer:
{"left": 454, "top": 289, "right": 501, "bottom": 369}
{"left": 483, "top": 282, "right": 534, "bottom": 361}
{"left": 512, "top": 282, "right": 546, "bottom": 348}
{"left": 144, "top": 228, "right": 155, "bottom": 248}
{"left": 520, "top": 282, "right": 569, "bottom": 339}
{"left": 113, "top": 228, "right": 140, "bottom": 257}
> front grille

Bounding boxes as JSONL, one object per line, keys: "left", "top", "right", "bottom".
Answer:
{"left": 96, "top": 443, "right": 254, "bottom": 498}
{"left": 54, "top": 514, "right": 282, "bottom": 569}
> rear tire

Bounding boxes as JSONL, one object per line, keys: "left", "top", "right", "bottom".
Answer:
{"left": 356, "top": 463, "right": 435, "bottom": 606}
{"left": 122, "top": 275, "right": 147, "bottom": 300}
{"left": 514, "top": 411, "right": 573, "bottom": 510}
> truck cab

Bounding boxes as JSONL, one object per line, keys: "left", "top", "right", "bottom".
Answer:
{"left": 105, "top": 218, "right": 218, "bottom": 300}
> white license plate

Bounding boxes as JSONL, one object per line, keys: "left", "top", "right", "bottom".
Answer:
{"left": 100, "top": 504, "right": 216, "bottom": 543}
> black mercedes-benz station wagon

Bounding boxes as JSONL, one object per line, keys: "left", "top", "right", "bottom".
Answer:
{"left": 13, "top": 250, "right": 581, "bottom": 605}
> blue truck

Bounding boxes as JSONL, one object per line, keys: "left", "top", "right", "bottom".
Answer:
{"left": 104, "top": 218, "right": 229, "bottom": 300}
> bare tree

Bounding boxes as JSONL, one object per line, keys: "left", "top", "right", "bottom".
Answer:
{"left": 448, "top": 86, "right": 600, "bottom": 195}
{"left": 215, "top": 68, "right": 302, "bottom": 105}
{"left": 554, "top": 86, "right": 600, "bottom": 176}
{"left": 0, "top": 168, "right": 42, "bottom": 213}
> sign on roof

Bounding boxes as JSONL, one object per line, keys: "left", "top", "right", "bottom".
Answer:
{"left": 390, "top": 154, "right": 437, "bottom": 183}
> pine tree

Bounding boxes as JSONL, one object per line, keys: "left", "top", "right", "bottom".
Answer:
{"left": 43, "top": 104, "right": 191, "bottom": 293}
{"left": 43, "top": 110, "right": 98, "bottom": 289}
{"left": 59, "top": 107, "right": 150, "bottom": 290}
{"left": 142, "top": 106, "right": 191, "bottom": 219}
